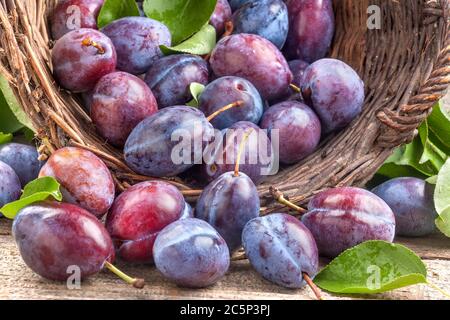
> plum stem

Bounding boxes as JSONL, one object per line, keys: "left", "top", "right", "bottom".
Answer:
{"left": 427, "top": 281, "right": 450, "bottom": 299}
{"left": 81, "top": 37, "right": 105, "bottom": 54}
{"left": 234, "top": 129, "right": 254, "bottom": 177}
{"left": 207, "top": 100, "right": 244, "bottom": 122}
{"left": 289, "top": 83, "right": 301, "bottom": 93}
{"left": 104, "top": 261, "right": 145, "bottom": 289}
{"left": 223, "top": 21, "right": 234, "bottom": 38}
{"left": 270, "top": 187, "right": 307, "bottom": 214}
{"left": 303, "top": 273, "right": 324, "bottom": 300}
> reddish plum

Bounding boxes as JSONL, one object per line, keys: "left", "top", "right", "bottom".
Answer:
{"left": 91, "top": 71, "right": 158, "bottom": 147}
{"left": 105, "top": 181, "right": 186, "bottom": 263}
{"left": 144, "top": 54, "right": 209, "bottom": 108}
{"left": 13, "top": 201, "right": 114, "bottom": 281}
{"left": 302, "top": 58, "right": 365, "bottom": 133}
{"left": 154, "top": 218, "right": 230, "bottom": 288}
{"left": 289, "top": 59, "right": 309, "bottom": 88}
{"left": 210, "top": 33, "right": 293, "bottom": 101}
{"left": 372, "top": 178, "right": 437, "bottom": 237}
{"left": 284, "top": 0, "right": 335, "bottom": 63}
{"left": 52, "top": 28, "right": 117, "bottom": 92}
{"left": 242, "top": 213, "right": 319, "bottom": 289}
{"left": 302, "top": 187, "right": 396, "bottom": 258}
{"left": 39, "top": 147, "right": 115, "bottom": 218}
{"left": 260, "top": 101, "right": 321, "bottom": 164}
{"left": 50, "top": 0, "right": 104, "bottom": 40}
{"left": 101, "top": 17, "right": 171, "bottom": 75}
{"left": 210, "top": 0, "right": 232, "bottom": 35}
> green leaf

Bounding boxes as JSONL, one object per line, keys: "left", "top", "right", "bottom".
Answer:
{"left": 0, "top": 75, "right": 34, "bottom": 133}
{"left": 434, "top": 158, "right": 450, "bottom": 214}
{"left": 426, "top": 175, "right": 438, "bottom": 185}
{"left": 97, "top": 0, "right": 140, "bottom": 28}
{"left": 418, "top": 121, "right": 447, "bottom": 170}
{"left": 0, "top": 132, "right": 13, "bottom": 145}
{"left": 428, "top": 101, "right": 450, "bottom": 155}
{"left": 436, "top": 207, "right": 450, "bottom": 237}
{"left": 186, "top": 82, "right": 206, "bottom": 107}
{"left": 160, "top": 24, "right": 216, "bottom": 55}
{"left": 314, "top": 241, "right": 427, "bottom": 294}
{"left": 0, "top": 177, "right": 63, "bottom": 219}
{"left": 143, "top": 0, "right": 218, "bottom": 45}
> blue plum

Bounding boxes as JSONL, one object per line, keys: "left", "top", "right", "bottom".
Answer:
{"left": 260, "top": 101, "right": 321, "bottom": 164}
{"left": 229, "top": 0, "right": 252, "bottom": 11}
{"left": 302, "top": 58, "right": 365, "bottom": 133}
{"left": 13, "top": 201, "right": 114, "bottom": 281}
{"left": 124, "top": 106, "right": 215, "bottom": 177}
{"left": 52, "top": 28, "right": 117, "bottom": 92}
{"left": 210, "top": 0, "right": 232, "bottom": 35}
{"left": 0, "top": 161, "right": 21, "bottom": 208}
{"left": 199, "top": 76, "right": 264, "bottom": 129}
{"left": 91, "top": 71, "right": 158, "bottom": 147}
{"left": 0, "top": 143, "right": 42, "bottom": 187}
{"left": 196, "top": 171, "right": 260, "bottom": 252}
{"left": 102, "top": 17, "right": 171, "bottom": 75}
{"left": 232, "top": 0, "right": 289, "bottom": 49}
{"left": 372, "top": 178, "right": 437, "bottom": 237}
{"left": 210, "top": 33, "right": 293, "bottom": 101}
{"left": 302, "top": 187, "right": 396, "bottom": 258}
{"left": 144, "top": 54, "right": 209, "bottom": 109}
{"left": 202, "top": 121, "right": 274, "bottom": 184}
{"left": 242, "top": 213, "right": 319, "bottom": 289}
{"left": 284, "top": 0, "right": 335, "bottom": 63}
{"left": 154, "top": 218, "right": 230, "bottom": 288}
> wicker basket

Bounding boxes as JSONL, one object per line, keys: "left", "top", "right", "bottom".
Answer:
{"left": 0, "top": 0, "right": 449, "bottom": 214}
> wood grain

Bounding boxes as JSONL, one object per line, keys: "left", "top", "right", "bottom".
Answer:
{"left": 1, "top": 219, "right": 449, "bottom": 300}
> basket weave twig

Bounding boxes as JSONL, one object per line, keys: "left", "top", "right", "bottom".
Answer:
{"left": 0, "top": 0, "right": 449, "bottom": 213}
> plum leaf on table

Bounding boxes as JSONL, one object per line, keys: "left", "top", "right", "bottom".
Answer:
{"left": 143, "top": 0, "right": 217, "bottom": 45}
{"left": 314, "top": 241, "right": 427, "bottom": 294}
{"left": 160, "top": 24, "right": 217, "bottom": 55}
{"left": 434, "top": 158, "right": 450, "bottom": 215}
{"left": 97, "top": 0, "right": 140, "bottom": 28}
{"left": 0, "top": 177, "right": 62, "bottom": 219}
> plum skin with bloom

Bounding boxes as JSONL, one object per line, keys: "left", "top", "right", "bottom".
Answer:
{"left": 302, "top": 187, "right": 396, "bottom": 258}
{"left": 0, "top": 143, "right": 42, "bottom": 187}
{"left": 372, "top": 177, "right": 437, "bottom": 237}
{"left": 242, "top": 213, "right": 319, "bottom": 289}
{"left": 105, "top": 181, "right": 186, "bottom": 263}
{"left": 12, "top": 201, "right": 114, "bottom": 281}
{"left": 0, "top": 161, "right": 21, "bottom": 209}
{"left": 210, "top": 0, "right": 232, "bottom": 35}
{"left": 91, "top": 71, "right": 158, "bottom": 147}
{"left": 39, "top": 147, "right": 115, "bottom": 218}
{"left": 154, "top": 218, "right": 230, "bottom": 288}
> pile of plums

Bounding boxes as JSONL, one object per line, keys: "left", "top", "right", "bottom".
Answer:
{"left": 0, "top": 0, "right": 437, "bottom": 293}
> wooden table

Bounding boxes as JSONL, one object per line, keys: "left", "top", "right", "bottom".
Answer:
{"left": 1, "top": 218, "right": 449, "bottom": 300}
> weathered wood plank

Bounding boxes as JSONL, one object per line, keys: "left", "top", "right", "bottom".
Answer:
{"left": 1, "top": 219, "right": 449, "bottom": 300}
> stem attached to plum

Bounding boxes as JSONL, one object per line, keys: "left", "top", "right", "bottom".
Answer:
{"left": 82, "top": 37, "right": 105, "bottom": 54}
{"left": 223, "top": 21, "right": 234, "bottom": 38}
{"left": 270, "top": 187, "right": 307, "bottom": 214}
{"left": 104, "top": 261, "right": 145, "bottom": 289}
{"left": 234, "top": 129, "right": 254, "bottom": 177}
{"left": 289, "top": 83, "right": 301, "bottom": 93}
{"left": 206, "top": 100, "right": 244, "bottom": 122}
{"left": 303, "top": 273, "right": 324, "bottom": 300}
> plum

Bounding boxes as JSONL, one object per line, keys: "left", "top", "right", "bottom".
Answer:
{"left": 196, "top": 171, "right": 260, "bottom": 252}
{"left": 50, "top": 0, "right": 104, "bottom": 40}
{"left": 154, "top": 218, "right": 230, "bottom": 288}
{"left": 0, "top": 161, "right": 21, "bottom": 208}
{"left": 13, "top": 201, "right": 114, "bottom": 281}
{"left": 52, "top": 28, "right": 117, "bottom": 92}
{"left": 232, "top": 0, "right": 289, "bottom": 49}
{"left": 372, "top": 178, "right": 438, "bottom": 237}
{"left": 210, "top": 33, "right": 293, "bottom": 101}
{"left": 124, "top": 106, "right": 215, "bottom": 177}
{"left": 0, "top": 143, "right": 42, "bottom": 187}
{"left": 210, "top": 0, "right": 232, "bottom": 35}
{"left": 39, "top": 147, "right": 115, "bottom": 218}
{"left": 242, "top": 213, "right": 319, "bottom": 289}
{"left": 199, "top": 76, "right": 264, "bottom": 129}
{"left": 260, "top": 101, "right": 321, "bottom": 164}
{"left": 105, "top": 181, "right": 185, "bottom": 263}
{"left": 302, "top": 187, "right": 396, "bottom": 258}
{"left": 289, "top": 59, "right": 309, "bottom": 88}
{"left": 229, "top": 0, "right": 252, "bottom": 11}
{"left": 284, "top": 0, "right": 335, "bottom": 63}
{"left": 302, "top": 58, "right": 365, "bottom": 133}
{"left": 144, "top": 54, "right": 209, "bottom": 109}
{"left": 101, "top": 17, "right": 171, "bottom": 75}
{"left": 91, "top": 71, "right": 158, "bottom": 147}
